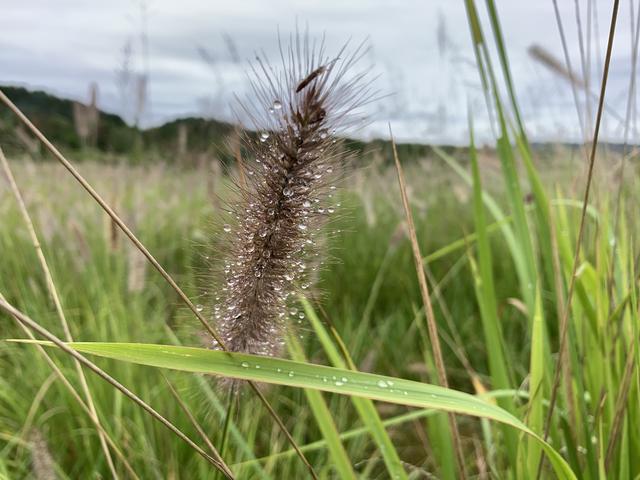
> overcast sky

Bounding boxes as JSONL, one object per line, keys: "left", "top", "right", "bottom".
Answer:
{"left": 1, "top": 0, "right": 637, "bottom": 144}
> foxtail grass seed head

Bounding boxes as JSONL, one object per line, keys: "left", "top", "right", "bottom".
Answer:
{"left": 210, "top": 34, "right": 373, "bottom": 358}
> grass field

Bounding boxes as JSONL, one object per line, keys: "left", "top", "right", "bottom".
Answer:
{"left": 1, "top": 1, "right": 639, "bottom": 478}
{"left": 1, "top": 142, "right": 637, "bottom": 479}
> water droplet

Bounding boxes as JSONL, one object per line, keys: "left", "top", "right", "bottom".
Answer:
{"left": 284, "top": 272, "right": 295, "bottom": 281}
{"left": 195, "top": 304, "right": 204, "bottom": 312}
{"left": 288, "top": 371, "right": 295, "bottom": 377}
{"left": 327, "top": 207, "right": 335, "bottom": 214}
{"left": 255, "top": 364, "right": 261, "bottom": 369}
{"left": 298, "top": 224, "right": 307, "bottom": 231}
{"left": 273, "top": 100, "right": 282, "bottom": 110}
{"left": 377, "top": 380, "right": 389, "bottom": 388}
{"left": 341, "top": 377, "right": 348, "bottom": 383}
{"left": 301, "top": 283, "right": 310, "bottom": 289}
{"left": 283, "top": 187, "right": 293, "bottom": 197}
{"left": 241, "top": 362, "right": 249, "bottom": 368}
{"left": 335, "top": 381, "right": 344, "bottom": 386}
{"left": 302, "top": 200, "right": 312, "bottom": 208}
{"left": 260, "top": 132, "right": 270, "bottom": 142}
{"left": 298, "top": 312, "right": 305, "bottom": 319}
{"left": 223, "top": 224, "right": 231, "bottom": 233}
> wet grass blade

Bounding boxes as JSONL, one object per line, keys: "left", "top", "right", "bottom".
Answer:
{"left": 11, "top": 339, "right": 577, "bottom": 480}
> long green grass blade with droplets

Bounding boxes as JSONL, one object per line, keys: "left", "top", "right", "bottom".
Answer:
{"left": 11, "top": 339, "right": 577, "bottom": 479}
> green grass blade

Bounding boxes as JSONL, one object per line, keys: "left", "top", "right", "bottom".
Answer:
{"left": 286, "top": 334, "right": 356, "bottom": 479}
{"left": 469, "top": 123, "right": 518, "bottom": 469}
{"left": 13, "top": 340, "right": 577, "bottom": 480}
{"left": 526, "top": 285, "right": 545, "bottom": 477}
{"left": 433, "top": 145, "right": 527, "bottom": 289}
{"left": 301, "top": 300, "right": 409, "bottom": 480}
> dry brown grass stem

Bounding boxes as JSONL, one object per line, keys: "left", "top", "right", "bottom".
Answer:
{"left": 0, "top": 146, "right": 118, "bottom": 478}
{"left": 0, "top": 88, "right": 317, "bottom": 479}
{"left": 390, "top": 127, "right": 466, "bottom": 479}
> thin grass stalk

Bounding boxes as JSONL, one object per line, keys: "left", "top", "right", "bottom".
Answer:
{"left": 0, "top": 296, "right": 232, "bottom": 478}
{"left": 389, "top": 128, "right": 466, "bottom": 479}
{"left": 162, "top": 374, "right": 235, "bottom": 479}
{"left": 12, "top": 321, "right": 140, "bottom": 480}
{"left": 551, "top": 0, "right": 589, "bottom": 142}
{"left": 539, "top": 1, "right": 621, "bottom": 476}
{"left": 574, "top": 0, "right": 593, "bottom": 133}
{"left": 0, "top": 146, "right": 118, "bottom": 478}
{"left": 0, "top": 88, "right": 317, "bottom": 479}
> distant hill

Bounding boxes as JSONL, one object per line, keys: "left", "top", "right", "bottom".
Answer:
{"left": 0, "top": 86, "right": 236, "bottom": 161}
{"left": 0, "top": 85, "right": 460, "bottom": 164}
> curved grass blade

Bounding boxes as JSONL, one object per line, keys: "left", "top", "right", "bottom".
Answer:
{"left": 302, "top": 299, "right": 408, "bottom": 480}
{"left": 12, "top": 340, "right": 577, "bottom": 480}
{"left": 286, "top": 335, "right": 356, "bottom": 479}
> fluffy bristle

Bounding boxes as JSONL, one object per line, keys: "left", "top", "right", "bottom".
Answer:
{"left": 210, "top": 33, "right": 373, "bottom": 357}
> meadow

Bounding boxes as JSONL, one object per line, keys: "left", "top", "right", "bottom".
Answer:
{"left": 1, "top": 1, "right": 639, "bottom": 479}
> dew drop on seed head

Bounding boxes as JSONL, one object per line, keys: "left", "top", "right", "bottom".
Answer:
{"left": 223, "top": 224, "right": 231, "bottom": 233}
{"left": 283, "top": 187, "right": 293, "bottom": 197}
{"left": 260, "top": 132, "right": 270, "bottom": 142}
{"left": 298, "top": 223, "right": 307, "bottom": 231}
{"left": 302, "top": 200, "right": 311, "bottom": 208}
{"left": 195, "top": 304, "right": 204, "bottom": 312}
{"left": 273, "top": 100, "right": 282, "bottom": 110}
{"left": 301, "top": 283, "right": 309, "bottom": 289}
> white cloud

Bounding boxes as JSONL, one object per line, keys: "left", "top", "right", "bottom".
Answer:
{"left": 0, "top": 0, "right": 635, "bottom": 144}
